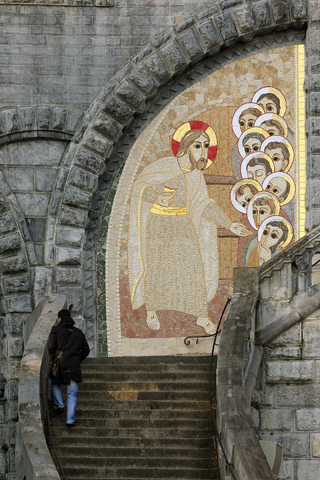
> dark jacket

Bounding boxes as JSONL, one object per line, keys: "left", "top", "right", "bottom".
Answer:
{"left": 47, "top": 317, "right": 90, "bottom": 384}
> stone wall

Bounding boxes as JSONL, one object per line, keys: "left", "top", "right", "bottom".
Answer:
{"left": 257, "top": 310, "right": 320, "bottom": 480}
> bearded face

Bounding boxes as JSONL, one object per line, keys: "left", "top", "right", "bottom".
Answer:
{"left": 188, "top": 134, "right": 209, "bottom": 171}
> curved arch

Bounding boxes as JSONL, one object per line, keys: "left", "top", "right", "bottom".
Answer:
{"left": 0, "top": 106, "right": 84, "bottom": 145}
{"left": 50, "top": 0, "right": 308, "bottom": 352}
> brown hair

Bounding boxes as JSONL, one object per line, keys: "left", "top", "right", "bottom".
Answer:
{"left": 253, "top": 197, "right": 276, "bottom": 212}
{"left": 177, "top": 129, "right": 210, "bottom": 158}
{"left": 262, "top": 119, "right": 285, "bottom": 137}
{"left": 247, "top": 157, "right": 273, "bottom": 175}
{"left": 236, "top": 183, "right": 258, "bottom": 197}
{"left": 239, "top": 108, "right": 262, "bottom": 121}
{"left": 264, "top": 220, "right": 289, "bottom": 253}
{"left": 257, "top": 93, "right": 281, "bottom": 114}
{"left": 265, "top": 141, "right": 290, "bottom": 161}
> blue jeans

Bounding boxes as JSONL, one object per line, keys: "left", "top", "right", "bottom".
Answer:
{"left": 51, "top": 378, "right": 79, "bottom": 425}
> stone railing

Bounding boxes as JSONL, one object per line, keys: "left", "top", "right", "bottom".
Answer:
{"left": 217, "top": 226, "right": 320, "bottom": 479}
{"left": 217, "top": 268, "right": 274, "bottom": 480}
{"left": 257, "top": 225, "right": 320, "bottom": 344}
{"left": 17, "top": 295, "right": 66, "bottom": 480}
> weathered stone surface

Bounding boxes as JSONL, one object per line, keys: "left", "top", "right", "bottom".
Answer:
{"left": 177, "top": 29, "right": 204, "bottom": 60}
{"left": 0, "top": 194, "right": 9, "bottom": 216}
{"left": 310, "top": 93, "right": 320, "bottom": 115}
{"left": 116, "top": 80, "right": 145, "bottom": 110}
{"left": 60, "top": 205, "right": 89, "bottom": 228}
{"left": 73, "top": 122, "right": 89, "bottom": 145}
{"left": 102, "top": 96, "right": 133, "bottom": 125}
{"left": 26, "top": 218, "right": 46, "bottom": 243}
{"left": 144, "top": 53, "right": 171, "bottom": 83}
{"left": 92, "top": 114, "right": 122, "bottom": 143}
{"left": 55, "top": 267, "right": 82, "bottom": 285}
{"left": 303, "top": 318, "right": 320, "bottom": 358}
{"left": 33, "top": 267, "right": 53, "bottom": 306}
{"left": 35, "top": 168, "right": 57, "bottom": 192}
{"left": 16, "top": 193, "right": 50, "bottom": 217}
{"left": 271, "top": 0, "right": 289, "bottom": 25}
{"left": 308, "top": 179, "right": 320, "bottom": 207}
{"left": 6, "top": 295, "right": 33, "bottom": 314}
{"left": 20, "top": 107, "right": 36, "bottom": 131}
{"left": 0, "top": 253, "right": 28, "bottom": 275}
{"left": 128, "top": 67, "right": 156, "bottom": 96}
{"left": 7, "top": 335, "right": 23, "bottom": 358}
{"left": 66, "top": 110, "right": 83, "bottom": 134}
{"left": 289, "top": 0, "right": 308, "bottom": 22}
{"left": 160, "top": 41, "right": 187, "bottom": 73}
{"left": 312, "top": 433, "right": 320, "bottom": 457}
{"left": 0, "top": 213, "right": 16, "bottom": 236}
{"left": 214, "top": 12, "right": 238, "bottom": 45}
{"left": 1, "top": 109, "right": 20, "bottom": 133}
{"left": 69, "top": 167, "right": 98, "bottom": 193}
{"left": 52, "top": 107, "right": 67, "bottom": 131}
{"left": 251, "top": 0, "right": 272, "bottom": 30}
{"left": 36, "top": 106, "right": 51, "bottom": 130}
{"left": 63, "top": 186, "right": 91, "bottom": 210}
{"left": 296, "top": 409, "right": 320, "bottom": 431}
{"left": 259, "top": 408, "right": 293, "bottom": 431}
{"left": 264, "top": 346, "right": 301, "bottom": 359}
{"left": 4, "top": 275, "right": 30, "bottom": 295}
{"left": 197, "top": 18, "right": 220, "bottom": 54}
{"left": 49, "top": 192, "right": 63, "bottom": 216}
{"left": 296, "top": 460, "right": 320, "bottom": 480}
{"left": 5, "top": 315, "right": 27, "bottom": 336}
{"left": 277, "top": 384, "right": 320, "bottom": 407}
{"left": 56, "top": 246, "right": 82, "bottom": 266}
{"left": 266, "top": 360, "right": 314, "bottom": 383}
{"left": 233, "top": 4, "right": 256, "bottom": 36}
{"left": 56, "top": 226, "right": 84, "bottom": 248}
{"left": 55, "top": 286, "right": 83, "bottom": 313}
{"left": 82, "top": 130, "right": 113, "bottom": 158}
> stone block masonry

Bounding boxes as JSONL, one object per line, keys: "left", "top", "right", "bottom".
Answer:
{"left": 0, "top": 0, "right": 215, "bottom": 111}
{"left": 257, "top": 311, "right": 320, "bottom": 479}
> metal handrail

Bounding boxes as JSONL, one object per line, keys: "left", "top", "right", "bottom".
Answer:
{"left": 43, "top": 364, "right": 67, "bottom": 480}
{"left": 183, "top": 298, "right": 237, "bottom": 480}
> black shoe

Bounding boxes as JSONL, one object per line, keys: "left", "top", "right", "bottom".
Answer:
{"left": 55, "top": 407, "right": 65, "bottom": 415}
{"left": 66, "top": 423, "right": 75, "bottom": 428}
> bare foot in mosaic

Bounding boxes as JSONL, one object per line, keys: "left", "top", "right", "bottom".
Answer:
{"left": 147, "top": 311, "right": 160, "bottom": 330}
{"left": 196, "top": 317, "right": 217, "bottom": 335}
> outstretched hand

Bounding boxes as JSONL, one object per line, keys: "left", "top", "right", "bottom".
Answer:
{"left": 230, "top": 222, "right": 252, "bottom": 236}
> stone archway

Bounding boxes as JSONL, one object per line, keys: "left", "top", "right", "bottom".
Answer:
{"left": 50, "top": 0, "right": 309, "bottom": 354}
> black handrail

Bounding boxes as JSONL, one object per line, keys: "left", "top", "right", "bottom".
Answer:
{"left": 183, "top": 298, "right": 238, "bottom": 480}
{"left": 43, "top": 364, "right": 67, "bottom": 480}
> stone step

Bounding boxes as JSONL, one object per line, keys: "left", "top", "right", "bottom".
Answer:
{"left": 81, "top": 364, "right": 212, "bottom": 373}
{"left": 59, "top": 455, "right": 215, "bottom": 469}
{"left": 62, "top": 466, "right": 214, "bottom": 479}
{"left": 50, "top": 416, "right": 211, "bottom": 429}
{"left": 54, "top": 436, "right": 214, "bottom": 449}
{"left": 72, "top": 399, "right": 210, "bottom": 411}
{"left": 54, "top": 446, "right": 214, "bottom": 459}
{"left": 51, "top": 426, "right": 212, "bottom": 439}
{"left": 76, "top": 390, "right": 210, "bottom": 401}
{"left": 79, "top": 381, "right": 209, "bottom": 392}
{"left": 55, "top": 408, "right": 211, "bottom": 420}
{"left": 84, "top": 356, "right": 214, "bottom": 365}
{"left": 82, "top": 372, "right": 213, "bottom": 382}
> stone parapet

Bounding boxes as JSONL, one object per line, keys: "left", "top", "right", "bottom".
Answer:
{"left": 17, "top": 294, "right": 66, "bottom": 480}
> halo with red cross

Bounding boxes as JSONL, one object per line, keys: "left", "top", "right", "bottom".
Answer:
{"left": 171, "top": 121, "right": 218, "bottom": 166}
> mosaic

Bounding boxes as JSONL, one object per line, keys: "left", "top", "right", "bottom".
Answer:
{"left": 100, "top": 44, "right": 306, "bottom": 356}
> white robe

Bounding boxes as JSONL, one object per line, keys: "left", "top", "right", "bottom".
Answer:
{"left": 128, "top": 156, "right": 219, "bottom": 311}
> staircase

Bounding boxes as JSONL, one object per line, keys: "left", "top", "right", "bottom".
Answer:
{"left": 48, "top": 356, "right": 219, "bottom": 480}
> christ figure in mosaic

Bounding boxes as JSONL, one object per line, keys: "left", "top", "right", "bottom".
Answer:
{"left": 128, "top": 121, "right": 251, "bottom": 334}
